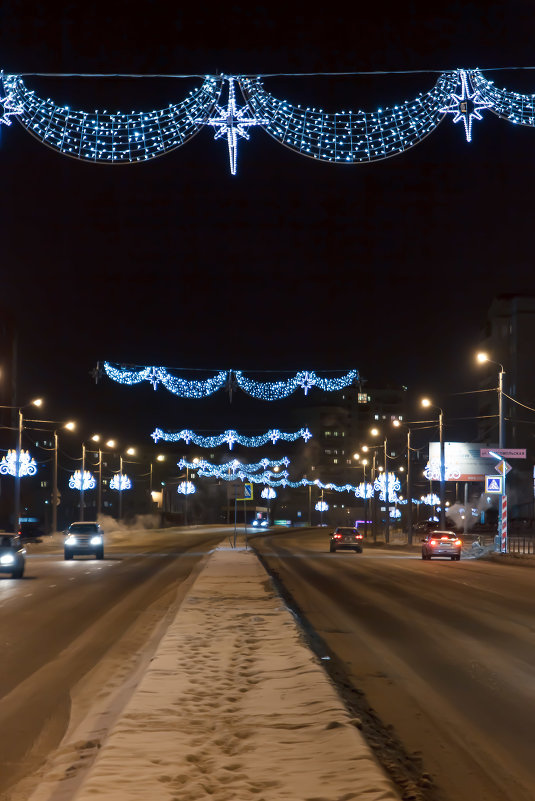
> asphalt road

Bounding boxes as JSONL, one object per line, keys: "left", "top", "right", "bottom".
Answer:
{"left": 0, "top": 527, "right": 225, "bottom": 799}
{"left": 252, "top": 528, "right": 535, "bottom": 801}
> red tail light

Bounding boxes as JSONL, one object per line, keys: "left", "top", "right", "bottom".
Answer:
{"left": 455, "top": 539, "right": 462, "bottom": 546}
{"left": 430, "top": 539, "right": 437, "bottom": 546}
{"left": 356, "top": 534, "right": 363, "bottom": 539}
{"left": 334, "top": 534, "right": 342, "bottom": 539}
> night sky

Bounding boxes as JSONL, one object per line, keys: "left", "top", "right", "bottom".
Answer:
{"left": 0, "top": 2, "right": 534, "bottom": 444}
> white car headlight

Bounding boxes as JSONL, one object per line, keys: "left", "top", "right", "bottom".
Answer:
{"left": 90, "top": 536, "right": 103, "bottom": 545}
{"left": 65, "top": 536, "right": 77, "bottom": 545}
{"left": 0, "top": 554, "right": 15, "bottom": 565}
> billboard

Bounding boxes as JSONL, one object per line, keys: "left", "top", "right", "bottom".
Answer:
{"left": 427, "top": 442, "right": 499, "bottom": 482}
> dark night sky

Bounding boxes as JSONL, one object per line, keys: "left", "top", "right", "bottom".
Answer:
{"left": 0, "top": 1, "right": 534, "bottom": 444}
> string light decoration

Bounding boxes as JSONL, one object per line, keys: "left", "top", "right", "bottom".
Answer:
{"left": 103, "top": 362, "right": 358, "bottom": 399}
{"left": 152, "top": 426, "right": 312, "bottom": 448}
{"left": 470, "top": 68, "right": 535, "bottom": 127}
{"left": 69, "top": 470, "right": 96, "bottom": 490}
{"left": 261, "top": 487, "right": 277, "bottom": 499}
{"left": 439, "top": 69, "right": 492, "bottom": 141}
{"left": 1, "top": 74, "right": 221, "bottom": 163}
{"left": 177, "top": 481, "right": 196, "bottom": 495}
{"left": 179, "top": 456, "right": 290, "bottom": 477}
{"left": 373, "top": 473, "right": 401, "bottom": 503}
{"left": 234, "top": 369, "right": 358, "bottom": 399}
{"left": 0, "top": 449, "right": 37, "bottom": 477}
{"left": 197, "top": 77, "right": 268, "bottom": 174}
{"left": 110, "top": 474, "right": 132, "bottom": 490}
{"left": 315, "top": 500, "right": 329, "bottom": 512}
{"left": 2, "top": 70, "right": 535, "bottom": 173}
{"left": 0, "top": 89, "right": 23, "bottom": 125}
{"left": 240, "top": 72, "right": 460, "bottom": 162}
{"left": 103, "top": 362, "right": 229, "bottom": 398}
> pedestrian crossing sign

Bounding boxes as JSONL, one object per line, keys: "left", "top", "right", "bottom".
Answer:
{"left": 238, "top": 483, "right": 253, "bottom": 501}
{"left": 485, "top": 475, "right": 503, "bottom": 494}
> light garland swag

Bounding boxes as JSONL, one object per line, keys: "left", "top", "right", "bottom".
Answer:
{"left": 152, "top": 426, "right": 312, "bottom": 448}
{"left": 103, "top": 362, "right": 358, "bottom": 400}
{"left": 1, "top": 69, "right": 533, "bottom": 174}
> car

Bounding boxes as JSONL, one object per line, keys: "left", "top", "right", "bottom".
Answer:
{"left": 18, "top": 522, "right": 46, "bottom": 542}
{"left": 0, "top": 535, "right": 26, "bottom": 578}
{"left": 64, "top": 522, "right": 105, "bottom": 560}
{"left": 421, "top": 530, "right": 462, "bottom": 560}
{"left": 329, "top": 526, "right": 363, "bottom": 553}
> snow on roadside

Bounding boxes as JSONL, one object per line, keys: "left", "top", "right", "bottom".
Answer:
{"left": 68, "top": 546, "right": 400, "bottom": 801}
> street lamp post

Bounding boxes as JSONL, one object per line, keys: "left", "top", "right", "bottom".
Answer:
{"left": 371, "top": 429, "right": 390, "bottom": 543}
{"left": 421, "top": 399, "right": 446, "bottom": 530}
{"left": 477, "top": 352, "right": 507, "bottom": 551}
{"left": 393, "top": 420, "right": 414, "bottom": 545}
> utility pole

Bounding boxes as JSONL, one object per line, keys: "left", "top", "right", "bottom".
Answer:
{"left": 439, "top": 410, "right": 446, "bottom": 529}
{"left": 407, "top": 427, "right": 413, "bottom": 545}
{"left": 14, "top": 408, "right": 22, "bottom": 533}
{"left": 384, "top": 438, "right": 390, "bottom": 544}
{"left": 80, "top": 443, "right": 86, "bottom": 520}
{"left": 52, "top": 431, "right": 58, "bottom": 533}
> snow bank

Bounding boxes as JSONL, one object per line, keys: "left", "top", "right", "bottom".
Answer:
{"left": 70, "top": 547, "right": 400, "bottom": 801}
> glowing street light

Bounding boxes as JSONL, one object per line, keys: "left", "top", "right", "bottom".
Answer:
{"left": 421, "top": 397, "right": 445, "bottom": 529}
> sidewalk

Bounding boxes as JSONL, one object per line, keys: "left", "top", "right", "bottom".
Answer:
{"left": 59, "top": 546, "right": 401, "bottom": 801}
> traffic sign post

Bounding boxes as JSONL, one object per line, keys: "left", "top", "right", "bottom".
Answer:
{"left": 501, "top": 495, "right": 508, "bottom": 552}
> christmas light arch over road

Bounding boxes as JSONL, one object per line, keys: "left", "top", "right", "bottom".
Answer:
{"left": 103, "top": 362, "right": 358, "bottom": 400}
{"left": 1, "top": 70, "right": 535, "bottom": 173}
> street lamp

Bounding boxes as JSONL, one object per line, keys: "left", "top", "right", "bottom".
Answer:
{"left": 421, "top": 397, "right": 446, "bottom": 529}
{"left": 371, "top": 427, "right": 390, "bottom": 543}
{"left": 476, "top": 352, "right": 505, "bottom": 448}
{"left": 393, "top": 419, "right": 414, "bottom": 545}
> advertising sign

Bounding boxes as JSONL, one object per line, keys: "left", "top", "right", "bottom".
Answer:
{"left": 428, "top": 442, "right": 499, "bottom": 482}
{"left": 480, "top": 448, "right": 526, "bottom": 459}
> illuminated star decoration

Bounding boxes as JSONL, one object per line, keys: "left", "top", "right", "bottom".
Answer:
{"left": 0, "top": 91, "right": 23, "bottom": 126}
{"left": 199, "top": 77, "right": 269, "bottom": 175}
{"left": 439, "top": 69, "right": 492, "bottom": 142}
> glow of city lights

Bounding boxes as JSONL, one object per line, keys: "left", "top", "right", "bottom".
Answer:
{"left": 69, "top": 470, "right": 96, "bottom": 490}
{"left": 0, "top": 449, "right": 37, "bottom": 477}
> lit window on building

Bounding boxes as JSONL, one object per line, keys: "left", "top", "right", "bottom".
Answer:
{"left": 333, "top": 458, "right": 338, "bottom": 464}
{"left": 324, "top": 430, "right": 331, "bottom": 437}
{"left": 40, "top": 481, "right": 48, "bottom": 488}
{"left": 358, "top": 392, "right": 369, "bottom": 404}
{"left": 374, "top": 414, "right": 379, "bottom": 420}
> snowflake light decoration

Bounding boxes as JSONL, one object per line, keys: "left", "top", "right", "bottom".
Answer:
{"left": 177, "top": 481, "right": 196, "bottom": 495}
{"left": 0, "top": 449, "right": 37, "bottom": 477}
{"left": 69, "top": 470, "right": 96, "bottom": 490}
{"left": 198, "top": 77, "right": 269, "bottom": 175}
{"left": 440, "top": 69, "right": 492, "bottom": 142}
{"left": 110, "top": 474, "right": 132, "bottom": 490}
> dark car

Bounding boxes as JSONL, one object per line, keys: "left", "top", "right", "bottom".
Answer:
{"left": 0, "top": 534, "right": 26, "bottom": 578}
{"left": 18, "top": 522, "right": 46, "bottom": 542}
{"left": 329, "top": 526, "right": 363, "bottom": 553}
{"left": 421, "top": 530, "right": 462, "bottom": 560}
{"left": 64, "top": 522, "right": 104, "bottom": 560}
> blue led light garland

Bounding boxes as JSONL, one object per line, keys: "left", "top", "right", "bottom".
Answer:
{"left": 1, "top": 70, "right": 535, "bottom": 173}
{"left": 1, "top": 74, "right": 221, "bottom": 163}
{"left": 104, "top": 362, "right": 358, "bottom": 400}
{"left": 152, "top": 426, "right": 312, "bottom": 448}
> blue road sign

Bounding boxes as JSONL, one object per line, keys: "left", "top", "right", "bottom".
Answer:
{"left": 485, "top": 475, "right": 503, "bottom": 494}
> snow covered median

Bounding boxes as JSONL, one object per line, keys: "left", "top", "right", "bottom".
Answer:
{"left": 68, "top": 546, "right": 400, "bottom": 801}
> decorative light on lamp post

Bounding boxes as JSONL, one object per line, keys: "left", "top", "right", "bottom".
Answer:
{"left": 69, "top": 470, "right": 96, "bottom": 490}
{"left": 421, "top": 398, "right": 446, "bottom": 529}
{"left": 0, "top": 449, "right": 37, "bottom": 477}
{"left": 177, "top": 481, "right": 196, "bottom": 495}
{"left": 371, "top": 427, "right": 391, "bottom": 543}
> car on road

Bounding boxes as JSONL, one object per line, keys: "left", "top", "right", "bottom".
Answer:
{"left": 421, "top": 530, "right": 462, "bottom": 560}
{"left": 329, "top": 526, "right": 363, "bottom": 553}
{"left": 0, "top": 534, "right": 26, "bottom": 578}
{"left": 64, "top": 522, "right": 105, "bottom": 560}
